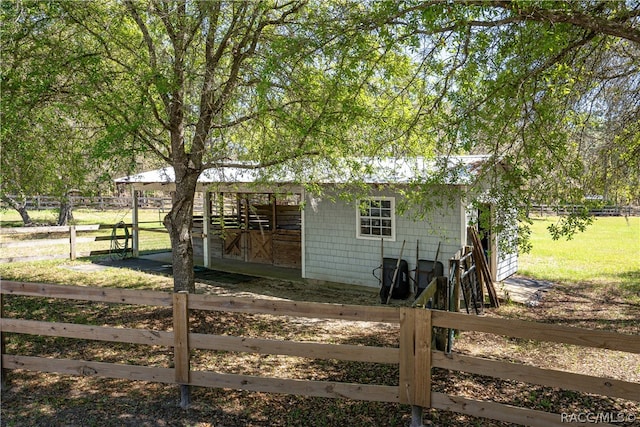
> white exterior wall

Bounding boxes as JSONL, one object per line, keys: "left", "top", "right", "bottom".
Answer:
{"left": 496, "top": 248, "right": 518, "bottom": 281}
{"left": 495, "top": 210, "right": 519, "bottom": 281}
{"left": 303, "top": 188, "right": 464, "bottom": 287}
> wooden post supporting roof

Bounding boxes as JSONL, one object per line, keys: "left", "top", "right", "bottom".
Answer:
{"left": 132, "top": 189, "right": 139, "bottom": 257}
{"left": 243, "top": 195, "right": 249, "bottom": 262}
{"left": 203, "top": 191, "right": 212, "bottom": 268}
{"left": 271, "top": 194, "right": 277, "bottom": 230}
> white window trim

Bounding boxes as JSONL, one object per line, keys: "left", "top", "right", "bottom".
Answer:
{"left": 356, "top": 197, "right": 396, "bottom": 241}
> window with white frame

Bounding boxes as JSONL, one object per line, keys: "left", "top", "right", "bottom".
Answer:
{"left": 357, "top": 197, "right": 395, "bottom": 240}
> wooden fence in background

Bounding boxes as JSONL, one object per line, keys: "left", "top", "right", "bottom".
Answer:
{"left": 1, "top": 195, "right": 198, "bottom": 211}
{"left": 0, "top": 224, "right": 132, "bottom": 263}
{"left": 530, "top": 204, "right": 639, "bottom": 217}
{"left": 1, "top": 281, "right": 638, "bottom": 426}
{"left": 3, "top": 196, "right": 639, "bottom": 217}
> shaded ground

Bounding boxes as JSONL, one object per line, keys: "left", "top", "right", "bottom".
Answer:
{"left": 95, "top": 257, "right": 256, "bottom": 285}
{"left": 1, "top": 260, "right": 639, "bottom": 427}
{"left": 95, "top": 256, "right": 383, "bottom": 304}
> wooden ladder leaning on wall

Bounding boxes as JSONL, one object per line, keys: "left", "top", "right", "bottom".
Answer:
{"left": 467, "top": 227, "right": 500, "bottom": 308}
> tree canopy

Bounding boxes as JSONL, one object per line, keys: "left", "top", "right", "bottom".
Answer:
{"left": 46, "top": 0, "right": 418, "bottom": 291}
{"left": 1, "top": 0, "right": 637, "bottom": 291}
{"left": 0, "top": 1, "right": 153, "bottom": 224}
{"left": 363, "top": 0, "right": 639, "bottom": 244}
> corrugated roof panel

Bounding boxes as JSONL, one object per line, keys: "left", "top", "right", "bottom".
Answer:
{"left": 114, "top": 155, "right": 493, "bottom": 186}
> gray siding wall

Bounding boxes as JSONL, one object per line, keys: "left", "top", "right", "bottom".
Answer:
{"left": 303, "top": 189, "right": 464, "bottom": 287}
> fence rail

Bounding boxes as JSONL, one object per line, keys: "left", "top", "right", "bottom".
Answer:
{"left": 1, "top": 195, "right": 201, "bottom": 211}
{"left": 4, "top": 196, "right": 640, "bottom": 217}
{"left": 1, "top": 281, "right": 638, "bottom": 426}
{"left": 0, "top": 224, "right": 133, "bottom": 263}
{"left": 530, "top": 204, "right": 640, "bottom": 217}
{"left": 0, "top": 222, "right": 171, "bottom": 263}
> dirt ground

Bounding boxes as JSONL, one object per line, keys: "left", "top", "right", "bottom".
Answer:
{"left": 1, "top": 272, "right": 639, "bottom": 427}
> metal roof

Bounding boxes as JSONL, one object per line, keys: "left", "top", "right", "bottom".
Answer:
{"left": 114, "top": 155, "right": 492, "bottom": 191}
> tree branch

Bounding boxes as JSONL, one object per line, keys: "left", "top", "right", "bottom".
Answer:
{"left": 125, "top": 1, "right": 171, "bottom": 114}
{"left": 487, "top": 0, "right": 640, "bottom": 43}
{"left": 382, "top": 1, "right": 640, "bottom": 43}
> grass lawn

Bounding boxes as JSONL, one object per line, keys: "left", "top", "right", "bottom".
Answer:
{"left": 518, "top": 216, "right": 640, "bottom": 301}
{"left": 0, "top": 208, "right": 170, "bottom": 258}
{"left": 0, "top": 207, "right": 169, "bottom": 228}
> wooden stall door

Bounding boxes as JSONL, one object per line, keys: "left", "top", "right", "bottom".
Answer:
{"left": 248, "top": 230, "right": 273, "bottom": 264}
{"left": 273, "top": 230, "right": 301, "bottom": 268}
{"left": 223, "top": 230, "right": 245, "bottom": 261}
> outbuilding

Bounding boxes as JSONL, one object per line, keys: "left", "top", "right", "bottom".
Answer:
{"left": 115, "top": 156, "right": 518, "bottom": 290}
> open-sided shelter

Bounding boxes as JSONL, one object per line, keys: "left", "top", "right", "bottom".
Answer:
{"left": 115, "top": 156, "right": 518, "bottom": 289}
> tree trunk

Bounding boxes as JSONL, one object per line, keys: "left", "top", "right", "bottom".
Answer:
{"left": 57, "top": 200, "right": 74, "bottom": 226}
{"left": 17, "top": 205, "right": 32, "bottom": 225}
{"left": 164, "top": 169, "right": 199, "bottom": 293}
{"left": 2, "top": 195, "right": 33, "bottom": 226}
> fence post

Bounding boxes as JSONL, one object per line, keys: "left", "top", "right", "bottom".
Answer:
{"left": 400, "top": 308, "right": 432, "bottom": 427}
{"left": 0, "top": 293, "right": 7, "bottom": 391}
{"left": 173, "top": 291, "right": 191, "bottom": 409}
{"left": 69, "top": 225, "right": 76, "bottom": 261}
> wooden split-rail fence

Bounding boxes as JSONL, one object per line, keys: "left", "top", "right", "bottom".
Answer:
{"left": 1, "top": 281, "right": 639, "bottom": 426}
{"left": 0, "top": 195, "right": 179, "bottom": 211}
{"left": 0, "top": 224, "right": 134, "bottom": 263}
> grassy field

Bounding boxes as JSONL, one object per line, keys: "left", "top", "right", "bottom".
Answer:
{"left": 0, "top": 208, "right": 171, "bottom": 258}
{"left": 2, "top": 209, "right": 637, "bottom": 290}
{"left": 518, "top": 216, "right": 640, "bottom": 301}
{"left": 0, "top": 207, "right": 168, "bottom": 228}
